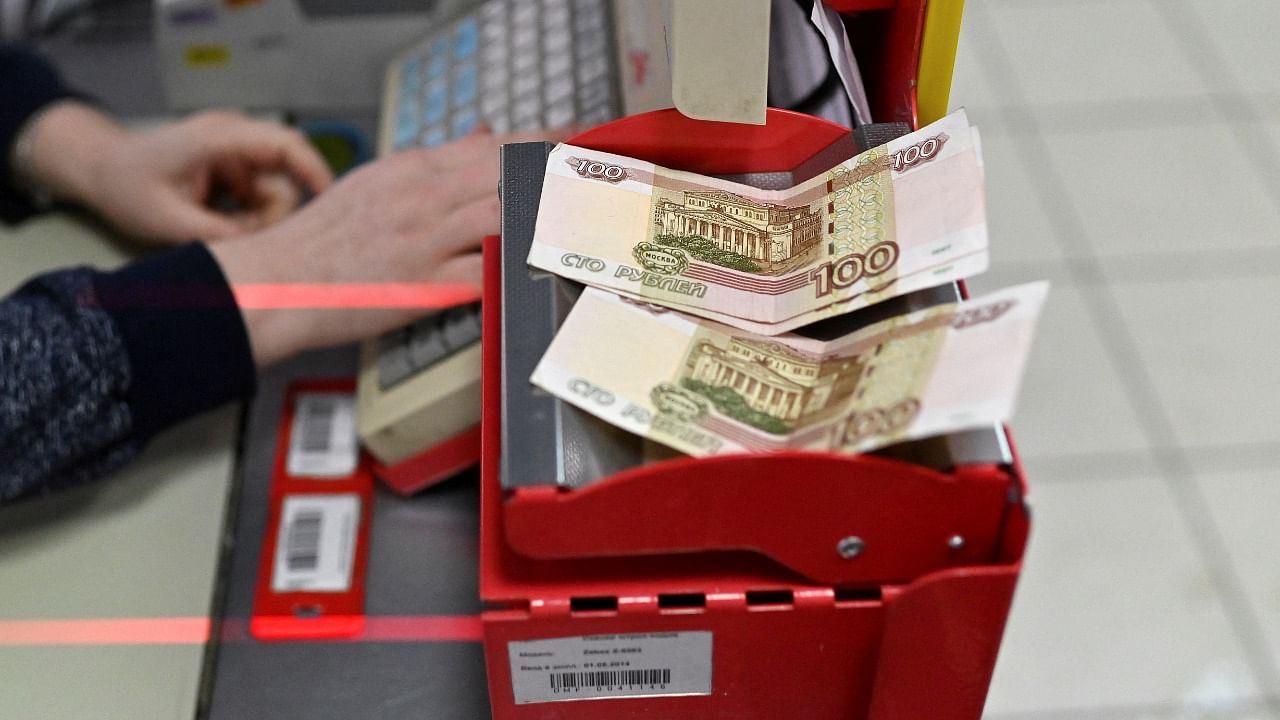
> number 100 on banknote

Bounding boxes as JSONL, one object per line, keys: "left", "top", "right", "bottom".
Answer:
{"left": 528, "top": 109, "right": 989, "bottom": 335}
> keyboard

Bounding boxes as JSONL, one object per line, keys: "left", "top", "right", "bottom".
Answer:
{"left": 372, "top": 0, "right": 621, "bottom": 396}
{"left": 384, "top": 0, "right": 619, "bottom": 156}
{"left": 376, "top": 303, "right": 483, "bottom": 391}
{"left": 360, "top": 0, "right": 670, "bottom": 471}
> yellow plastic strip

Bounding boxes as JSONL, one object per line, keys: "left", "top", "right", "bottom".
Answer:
{"left": 916, "top": 0, "right": 966, "bottom": 125}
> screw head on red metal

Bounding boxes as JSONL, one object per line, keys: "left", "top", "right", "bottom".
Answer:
{"left": 837, "top": 536, "right": 864, "bottom": 559}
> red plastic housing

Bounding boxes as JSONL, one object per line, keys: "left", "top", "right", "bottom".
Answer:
{"left": 480, "top": 3, "right": 1027, "bottom": 717}
{"left": 252, "top": 379, "right": 374, "bottom": 640}
{"left": 371, "top": 424, "right": 482, "bottom": 496}
{"left": 480, "top": 112, "right": 1028, "bottom": 718}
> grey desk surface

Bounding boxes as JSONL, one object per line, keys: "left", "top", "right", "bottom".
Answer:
{"left": 0, "top": 215, "right": 490, "bottom": 718}
{"left": 3, "top": 13, "right": 492, "bottom": 713}
{"left": 206, "top": 348, "right": 489, "bottom": 720}
{"left": 0, "top": 215, "right": 242, "bottom": 719}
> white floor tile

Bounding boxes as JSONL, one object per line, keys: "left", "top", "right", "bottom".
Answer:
{"left": 1182, "top": 1, "right": 1280, "bottom": 94}
{"left": 977, "top": 124, "right": 1067, "bottom": 268}
{"left": 980, "top": 0, "right": 1211, "bottom": 106}
{"left": 1194, "top": 463, "right": 1280, "bottom": 683}
{"left": 986, "top": 701, "right": 1280, "bottom": 720}
{"left": 951, "top": 5, "right": 1009, "bottom": 110}
{"left": 1034, "top": 114, "right": 1280, "bottom": 258}
{"left": 1106, "top": 275, "right": 1280, "bottom": 449}
{"left": 985, "top": 471, "right": 1261, "bottom": 715}
{"left": 966, "top": 271, "right": 1152, "bottom": 460}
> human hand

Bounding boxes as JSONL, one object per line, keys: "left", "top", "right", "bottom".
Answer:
{"left": 23, "top": 102, "right": 333, "bottom": 244}
{"left": 208, "top": 128, "right": 574, "bottom": 368}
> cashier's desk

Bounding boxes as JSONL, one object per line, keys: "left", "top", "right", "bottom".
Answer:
{"left": 0, "top": 1, "right": 1028, "bottom": 718}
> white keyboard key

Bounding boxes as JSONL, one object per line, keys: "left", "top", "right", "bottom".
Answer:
{"left": 483, "top": 17, "right": 506, "bottom": 42}
{"left": 513, "top": 94, "right": 541, "bottom": 117}
{"left": 441, "top": 307, "right": 482, "bottom": 349}
{"left": 512, "top": 73, "right": 541, "bottom": 99}
{"left": 481, "top": 0, "right": 506, "bottom": 22}
{"left": 481, "top": 90, "right": 509, "bottom": 117}
{"left": 543, "top": 49, "right": 572, "bottom": 79}
{"left": 575, "top": 55, "right": 608, "bottom": 85}
{"left": 513, "top": 25, "right": 538, "bottom": 52}
{"left": 482, "top": 66, "right": 508, "bottom": 92}
{"left": 512, "top": 48, "right": 539, "bottom": 75}
{"left": 577, "top": 78, "right": 610, "bottom": 107}
{"left": 580, "top": 105, "right": 613, "bottom": 125}
{"left": 513, "top": 99, "right": 542, "bottom": 129}
{"left": 574, "top": 32, "right": 607, "bottom": 62}
{"left": 408, "top": 325, "right": 450, "bottom": 369}
{"left": 545, "top": 103, "right": 575, "bottom": 128}
{"left": 487, "top": 114, "right": 512, "bottom": 134}
{"left": 544, "top": 75, "right": 574, "bottom": 105}
{"left": 512, "top": 2, "right": 539, "bottom": 27}
{"left": 542, "top": 4, "right": 570, "bottom": 33}
{"left": 573, "top": 6, "right": 606, "bottom": 36}
{"left": 543, "top": 29, "right": 571, "bottom": 55}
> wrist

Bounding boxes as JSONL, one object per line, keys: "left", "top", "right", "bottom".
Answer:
{"left": 19, "top": 100, "right": 125, "bottom": 209}
{"left": 206, "top": 231, "right": 310, "bottom": 368}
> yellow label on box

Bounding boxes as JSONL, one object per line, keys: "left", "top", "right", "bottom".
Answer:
{"left": 184, "top": 45, "right": 230, "bottom": 67}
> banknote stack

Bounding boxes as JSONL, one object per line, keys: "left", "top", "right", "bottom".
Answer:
{"left": 525, "top": 109, "right": 1047, "bottom": 458}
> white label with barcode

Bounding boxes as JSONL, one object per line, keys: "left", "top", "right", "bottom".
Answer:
{"left": 271, "top": 494, "right": 360, "bottom": 593}
{"left": 287, "top": 393, "right": 357, "bottom": 478}
{"left": 508, "top": 632, "right": 712, "bottom": 704}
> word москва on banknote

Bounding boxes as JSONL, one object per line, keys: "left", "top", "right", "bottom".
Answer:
{"left": 531, "top": 283, "right": 1048, "bottom": 459}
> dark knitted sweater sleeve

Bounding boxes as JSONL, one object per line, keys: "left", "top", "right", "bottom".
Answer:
{"left": 1, "top": 44, "right": 84, "bottom": 223}
{"left": 1, "top": 243, "right": 257, "bottom": 502}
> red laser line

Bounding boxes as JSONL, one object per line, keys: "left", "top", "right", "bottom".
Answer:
{"left": 0, "top": 617, "right": 210, "bottom": 646}
{"left": 0, "top": 615, "right": 483, "bottom": 646}
{"left": 232, "top": 283, "right": 481, "bottom": 309}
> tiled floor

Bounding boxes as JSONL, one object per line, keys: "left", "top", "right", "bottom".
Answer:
{"left": 953, "top": 1, "right": 1280, "bottom": 717}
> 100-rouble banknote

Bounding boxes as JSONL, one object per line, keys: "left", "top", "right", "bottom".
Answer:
{"left": 528, "top": 109, "right": 988, "bottom": 335}
{"left": 531, "top": 282, "right": 1048, "bottom": 458}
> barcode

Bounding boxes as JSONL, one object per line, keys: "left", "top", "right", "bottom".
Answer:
{"left": 298, "top": 399, "right": 336, "bottom": 453}
{"left": 549, "top": 668, "right": 672, "bottom": 693}
{"left": 284, "top": 510, "right": 324, "bottom": 572}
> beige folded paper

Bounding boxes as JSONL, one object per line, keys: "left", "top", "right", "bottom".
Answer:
{"left": 532, "top": 282, "right": 1047, "bottom": 458}
{"left": 528, "top": 109, "right": 988, "bottom": 334}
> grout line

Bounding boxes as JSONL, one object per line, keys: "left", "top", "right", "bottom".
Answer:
{"left": 965, "top": 93, "right": 1280, "bottom": 134}
{"left": 1018, "top": 440, "right": 1280, "bottom": 484}
{"left": 1014, "top": 449, "right": 1159, "bottom": 482}
{"left": 1177, "top": 441, "right": 1280, "bottom": 475}
{"left": 841, "top": 248, "right": 1280, "bottom": 289}
{"left": 966, "top": 0, "right": 1280, "bottom": 709}
{"left": 985, "top": 694, "right": 1280, "bottom": 720}
{"left": 1154, "top": 1, "right": 1280, "bottom": 221}
{"left": 1088, "top": 246, "right": 1280, "bottom": 285}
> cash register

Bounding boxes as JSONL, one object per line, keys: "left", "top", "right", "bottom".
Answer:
{"left": 357, "top": 0, "right": 864, "bottom": 492}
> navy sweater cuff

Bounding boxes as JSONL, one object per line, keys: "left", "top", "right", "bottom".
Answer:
{"left": 91, "top": 243, "right": 257, "bottom": 445}
{"left": 0, "top": 45, "right": 84, "bottom": 223}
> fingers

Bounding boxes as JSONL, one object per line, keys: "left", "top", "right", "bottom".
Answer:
{"left": 381, "top": 125, "right": 582, "bottom": 212}
{"left": 427, "top": 125, "right": 583, "bottom": 172}
{"left": 432, "top": 252, "right": 484, "bottom": 289}
{"left": 243, "top": 173, "right": 302, "bottom": 229}
{"left": 434, "top": 194, "right": 501, "bottom": 257}
{"left": 194, "top": 113, "right": 335, "bottom": 195}
{"left": 149, "top": 187, "right": 246, "bottom": 241}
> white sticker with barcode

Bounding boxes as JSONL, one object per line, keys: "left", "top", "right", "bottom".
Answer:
{"left": 271, "top": 494, "right": 360, "bottom": 593}
{"left": 508, "top": 632, "right": 712, "bottom": 704}
{"left": 287, "top": 392, "right": 357, "bottom": 478}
